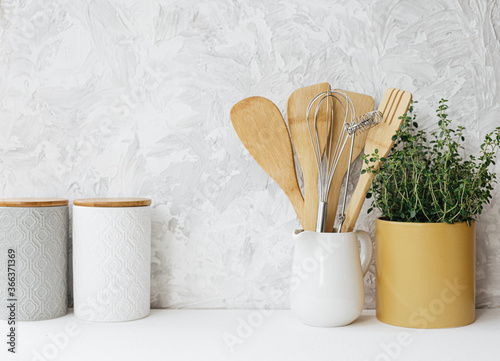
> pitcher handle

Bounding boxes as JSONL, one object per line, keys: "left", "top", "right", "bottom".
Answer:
{"left": 356, "top": 230, "right": 373, "bottom": 276}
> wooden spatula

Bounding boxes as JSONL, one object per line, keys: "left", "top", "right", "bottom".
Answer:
{"left": 287, "top": 83, "right": 331, "bottom": 231}
{"left": 230, "top": 96, "right": 305, "bottom": 227}
{"left": 340, "top": 88, "right": 412, "bottom": 232}
{"left": 324, "top": 91, "right": 374, "bottom": 232}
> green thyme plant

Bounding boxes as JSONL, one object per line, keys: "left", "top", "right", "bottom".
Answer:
{"left": 363, "top": 99, "right": 500, "bottom": 224}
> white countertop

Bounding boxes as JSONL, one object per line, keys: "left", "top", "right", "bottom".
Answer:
{"left": 3, "top": 309, "right": 499, "bottom": 361}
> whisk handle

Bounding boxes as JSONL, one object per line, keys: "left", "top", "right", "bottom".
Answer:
{"left": 315, "top": 201, "right": 328, "bottom": 232}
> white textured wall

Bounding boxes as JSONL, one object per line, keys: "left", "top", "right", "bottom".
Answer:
{"left": 1, "top": 0, "right": 499, "bottom": 309}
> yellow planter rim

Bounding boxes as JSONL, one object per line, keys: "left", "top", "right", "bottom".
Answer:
{"left": 376, "top": 218, "right": 474, "bottom": 227}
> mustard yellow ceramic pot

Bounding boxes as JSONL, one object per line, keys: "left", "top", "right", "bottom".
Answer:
{"left": 375, "top": 219, "right": 475, "bottom": 328}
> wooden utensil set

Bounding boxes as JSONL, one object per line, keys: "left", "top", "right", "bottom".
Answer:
{"left": 231, "top": 85, "right": 412, "bottom": 232}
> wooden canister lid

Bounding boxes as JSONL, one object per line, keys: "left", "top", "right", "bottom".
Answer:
{"left": 73, "top": 198, "right": 151, "bottom": 207}
{"left": 0, "top": 198, "right": 69, "bottom": 207}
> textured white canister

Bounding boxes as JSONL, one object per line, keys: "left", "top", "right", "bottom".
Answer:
{"left": 73, "top": 198, "right": 151, "bottom": 322}
{"left": 0, "top": 198, "right": 69, "bottom": 321}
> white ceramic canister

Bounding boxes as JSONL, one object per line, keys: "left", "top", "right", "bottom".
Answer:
{"left": 73, "top": 198, "right": 151, "bottom": 322}
{"left": 0, "top": 198, "right": 69, "bottom": 321}
{"left": 290, "top": 229, "right": 373, "bottom": 327}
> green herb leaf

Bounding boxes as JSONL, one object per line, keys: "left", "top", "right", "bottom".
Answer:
{"left": 363, "top": 99, "right": 500, "bottom": 223}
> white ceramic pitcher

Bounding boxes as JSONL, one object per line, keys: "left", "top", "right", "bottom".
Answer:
{"left": 290, "top": 229, "right": 373, "bottom": 327}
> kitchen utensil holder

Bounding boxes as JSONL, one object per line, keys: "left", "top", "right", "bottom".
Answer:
{"left": 290, "top": 229, "right": 372, "bottom": 327}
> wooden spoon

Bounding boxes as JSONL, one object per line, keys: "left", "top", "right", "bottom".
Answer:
{"left": 230, "top": 96, "right": 305, "bottom": 227}
{"left": 287, "top": 83, "right": 331, "bottom": 231}
{"left": 340, "top": 88, "right": 412, "bottom": 232}
{"left": 323, "top": 91, "right": 374, "bottom": 232}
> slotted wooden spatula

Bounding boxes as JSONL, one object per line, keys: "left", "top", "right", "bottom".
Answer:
{"left": 230, "top": 96, "right": 305, "bottom": 227}
{"left": 287, "top": 83, "right": 331, "bottom": 231}
{"left": 340, "top": 88, "right": 412, "bottom": 232}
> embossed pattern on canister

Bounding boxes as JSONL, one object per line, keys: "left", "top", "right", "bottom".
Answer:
{"left": 0, "top": 199, "right": 69, "bottom": 321}
{"left": 72, "top": 198, "right": 151, "bottom": 322}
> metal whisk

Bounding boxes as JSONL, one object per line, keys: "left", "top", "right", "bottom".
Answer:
{"left": 306, "top": 90, "right": 355, "bottom": 232}
{"left": 306, "top": 89, "right": 383, "bottom": 232}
